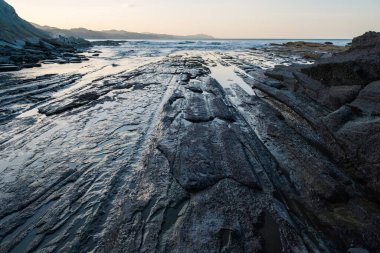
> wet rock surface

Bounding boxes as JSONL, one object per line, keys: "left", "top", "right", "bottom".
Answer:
{"left": 0, "top": 33, "right": 379, "bottom": 253}
{"left": 253, "top": 33, "right": 380, "bottom": 252}
{"left": 264, "top": 32, "right": 380, "bottom": 202}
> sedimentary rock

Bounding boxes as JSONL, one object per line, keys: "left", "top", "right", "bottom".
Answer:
{"left": 0, "top": 33, "right": 379, "bottom": 253}
{"left": 250, "top": 33, "right": 380, "bottom": 252}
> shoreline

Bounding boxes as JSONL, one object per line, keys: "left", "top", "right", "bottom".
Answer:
{"left": 0, "top": 32, "right": 379, "bottom": 252}
{"left": 0, "top": 38, "right": 349, "bottom": 73}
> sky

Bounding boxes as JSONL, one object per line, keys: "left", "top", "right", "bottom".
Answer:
{"left": 6, "top": 0, "right": 380, "bottom": 39}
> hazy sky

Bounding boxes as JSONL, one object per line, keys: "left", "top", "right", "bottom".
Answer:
{"left": 6, "top": 0, "right": 380, "bottom": 38}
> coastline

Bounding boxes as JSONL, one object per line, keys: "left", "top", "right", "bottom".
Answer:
{"left": 0, "top": 32, "right": 379, "bottom": 252}
{"left": 0, "top": 38, "right": 350, "bottom": 73}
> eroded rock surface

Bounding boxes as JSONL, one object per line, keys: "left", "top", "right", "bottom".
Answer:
{"left": 0, "top": 34, "right": 379, "bottom": 253}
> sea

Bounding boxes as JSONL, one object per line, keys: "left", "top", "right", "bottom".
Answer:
{"left": 7, "top": 39, "right": 352, "bottom": 88}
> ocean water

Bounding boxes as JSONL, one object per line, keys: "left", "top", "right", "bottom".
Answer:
{"left": 7, "top": 38, "right": 351, "bottom": 87}
{"left": 119, "top": 39, "right": 350, "bottom": 48}
{"left": 101, "top": 38, "right": 350, "bottom": 50}
{"left": 90, "top": 39, "right": 351, "bottom": 58}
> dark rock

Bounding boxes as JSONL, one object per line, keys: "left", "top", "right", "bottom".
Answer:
{"left": 39, "top": 91, "right": 103, "bottom": 115}
{"left": 322, "top": 105, "right": 361, "bottom": 132}
{"left": 179, "top": 73, "right": 190, "bottom": 82}
{"left": 91, "top": 41, "right": 125, "bottom": 47}
{"left": 62, "top": 52, "right": 76, "bottom": 57}
{"left": 283, "top": 41, "right": 345, "bottom": 52}
{"left": 293, "top": 71, "right": 362, "bottom": 110}
{"left": 301, "top": 60, "right": 380, "bottom": 86}
{"left": 1, "top": 32, "right": 380, "bottom": 253}
{"left": 22, "top": 63, "right": 42, "bottom": 68}
{"left": 69, "top": 58, "right": 82, "bottom": 63}
{"left": 303, "top": 52, "right": 322, "bottom": 60}
{"left": 0, "top": 64, "right": 20, "bottom": 72}
{"left": 58, "top": 59, "right": 68, "bottom": 64}
{"left": 350, "top": 31, "right": 380, "bottom": 50}
{"left": 265, "top": 66, "right": 295, "bottom": 82}
{"left": 348, "top": 248, "right": 369, "bottom": 253}
{"left": 350, "top": 80, "right": 380, "bottom": 115}
{"left": 301, "top": 32, "right": 380, "bottom": 87}
{"left": 248, "top": 33, "right": 380, "bottom": 252}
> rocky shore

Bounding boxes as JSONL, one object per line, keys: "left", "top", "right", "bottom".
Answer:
{"left": 0, "top": 36, "right": 93, "bottom": 72}
{"left": 0, "top": 0, "right": 92, "bottom": 72}
{"left": 0, "top": 32, "right": 379, "bottom": 253}
{"left": 246, "top": 32, "right": 380, "bottom": 252}
{"left": 264, "top": 32, "right": 380, "bottom": 199}
{"left": 265, "top": 40, "right": 349, "bottom": 61}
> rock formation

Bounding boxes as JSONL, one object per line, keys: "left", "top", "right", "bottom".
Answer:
{"left": 0, "top": 0, "right": 49, "bottom": 46}
{"left": 0, "top": 21, "right": 379, "bottom": 252}
{"left": 0, "top": 0, "right": 91, "bottom": 71}
{"left": 256, "top": 32, "right": 380, "bottom": 252}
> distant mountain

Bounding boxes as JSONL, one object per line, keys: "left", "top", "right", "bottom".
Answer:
{"left": 0, "top": 0, "right": 50, "bottom": 47}
{"left": 32, "top": 24, "right": 214, "bottom": 40}
{"left": 0, "top": 0, "right": 213, "bottom": 45}
{"left": 0, "top": 0, "right": 89, "bottom": 49}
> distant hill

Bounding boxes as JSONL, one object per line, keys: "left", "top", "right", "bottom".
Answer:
{"left": 0, "top": 0, "right": 50, "bottom": 47}
{"left": 0, "top": 0, "right": 91, "bottom": 68}
{"left": 0, "top": 0, "right": 213, "bottom": 45}
{"left": 0, "top": 0, "right": 90, "bottom": 49}
{"left": 32, "top": 24, "right": 214, "bottom": 40}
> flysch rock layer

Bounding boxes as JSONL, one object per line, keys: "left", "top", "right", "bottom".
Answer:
{"left": 0, "top": 32, "right": 379, "bottom": 253}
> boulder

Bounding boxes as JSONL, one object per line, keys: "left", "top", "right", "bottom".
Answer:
{"left": 301, "top": 32, "right": 380, "bottom": 87}
{"left": 350, "top": 31, "right": 380, "bottom": 51}
{"left": 350, "top": 80, "right": 380, "bottom": 115}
